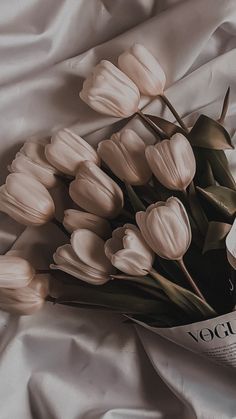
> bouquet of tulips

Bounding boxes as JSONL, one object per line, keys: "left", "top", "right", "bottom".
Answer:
{"left": 0, "top": 43, "right": 236, "bottom": 336}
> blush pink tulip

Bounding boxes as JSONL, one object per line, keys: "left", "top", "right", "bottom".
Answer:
{"left": 51, "top": 229, "right": 115, "bottom": 285}
{"left": 0, "top": 256, "right": 35, "bottom": 288}
{"left": 118, "top": 44, "right": 166, "bottom": 96}
{"left": 69, "top": 161, "right": 124, "bottom": 219}
{"left": 145, "top": 133, "right": 196, "bottom": 191}
{"left": 226, "top": 218, "right": 236, "bottom": 270}
{"left": 45, "top": 128, "right": 100, "bottom": 176}
{"left": 80, "top": 60, "right": 140, "bottom": 118}
{"left": 9, "top": 139, "right": 59, "bottom": 189}
{"left": 105, "top": 223, "right": 154, "bottom": 276}
{"left": 0, "top": 173, "right": 55, "bottom": 226}
{"left": 97, "top": 129, "right": 151, "bottom": 185}
{"left": 136, "top": 197, "right": 191, "bottom": 260}
{"left": 63, "top": 209, "right": 111, "bottom": 239}
{"left": 0, "top": 274, "right": 49, "bottom": 315}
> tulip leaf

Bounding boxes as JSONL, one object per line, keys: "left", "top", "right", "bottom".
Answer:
{"left": 197, "top": 185, "right": 236, "bottom": 221}
{"left": 204, "top": 150, "right": 236, "bottom": 190}
{"left": 144, "top": 114, "right": 186, "bottom": 137}
{"left": 125, "top": 183, "right": 146, "bottom": 212}
{"left": 193, "top": 148, "right": 215, "bottom": 188}
{"left": 219, "top": 86, "right": 230, "bottom": 124}
{"left": 203, "top": 221, "right": 231, "bottom": 254}
{"left": 188, "top": 182, "right": 208, "bottom": 236}
{"left": 189, "top": 114, "right": 233, "bottom": 150}
{"left": 150, "top": 269, "right": 216, "bottom": 319}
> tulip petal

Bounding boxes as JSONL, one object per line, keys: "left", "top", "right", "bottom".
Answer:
{"left": 0, "top": 256, "right": 35, "bottom": 288}
{"left": 112, "top": 249, "right": 152, "bottom": 276}
{"left": 71, "top": 229, "right": 113, "bottom": 273}
{"left": 226, "top": 219, "right": 236, "bottom": 270}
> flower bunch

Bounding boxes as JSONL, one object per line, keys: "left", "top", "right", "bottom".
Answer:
{"left": 0, "top": 45, "right": 235, "bottom": 327}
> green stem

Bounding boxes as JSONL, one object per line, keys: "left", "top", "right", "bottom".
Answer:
{"left": 160, "top": 94, "right": 189, "bottom": 133}
{"left": 52, "top": 218, "right": 70, "bottom": 237}
{"left": 177, "top": 258, "right": 206, "bottom": 301}
{"left": 136, "top": 110, "right": 166, "bottom": 140}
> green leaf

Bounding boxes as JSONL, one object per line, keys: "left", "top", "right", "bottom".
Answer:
{"left": 197, "top": 185, "right": 236, "bottom": 221}
{"left": 125, "top": 183, "right": 146, "bottom": 212}
{"left": 189, "top": 114, "right": 233, "bottom": 150}
{"left": 205, "top": 150, "right": 236, "bottom": 190}
{"left": 203, "top": 221, "right": 231, "bottom": 254}
{"left": 219, "top": 86, "right": 230, "bottom": 124}
{"left": 194, "top": 148, "right": 215, "bottom": 187}
{"left": 150, "top": 269, "right": 216, "bottom": 319}
{"left": 188, "top": 182, "right": 208, "bottom": 236}
{"left": 144, "top": 114, "right": 186, "bottom": 137}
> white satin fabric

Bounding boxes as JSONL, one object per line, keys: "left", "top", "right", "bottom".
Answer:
{"left": 1, "top": 1, "right": 236, "bottom": 418}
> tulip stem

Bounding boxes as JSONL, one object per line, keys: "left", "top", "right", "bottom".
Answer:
{"left": 136, "top": 110, "right": 166, "bottom": 139}
{"left": 36, "top": 269, "right": 52, "bottom": 274}
{"left": 160, "top": 94, "right": 189, "bottom": 133}
{"left": 52, "top": 218, "right": 70, "bottom": 237}
{"left": 177, "top": 258, "right": 206, "bottom": 301}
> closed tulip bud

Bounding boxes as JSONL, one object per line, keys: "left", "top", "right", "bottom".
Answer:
{"left": 9, "top": 140, "right": 59, "bottom": 189}
{"left": 97, "top": 129, "right": 151, "bottom": 185}
{"left": 80, "top": 60, "right": 140, "bottom": 118}
{"left": 0, "top": 173, "right": 55, "bottom": 226}
{"left": 136, "top": 197, "right": 191, "bottom": 260}
{"left": 0, "top": 274, "right": 49, "bottom": 315}
{"left": 118, "top": 44, "right": 166, "bottom": 96}
{"left": 63, "top": 209, "right": 111, "bottom": 239}
{"left": 51, "top": 229, "right": 115, "bottom": 285}
{"left": 45, "top": 128, "right": 100, "bottom": 176}
{"left": 69, "top": 161, "right": 123, "bottom": 219}
{"left": 0, "top": 256, "right": 35, "bottom": 288}
{"left": 226, "top": 218, "right": 236, "bottom": 270}
{"left": 105, "top": 223, "right": 154, "bottom": 276}
{"left": 145, "top": 133, "right": 196, "bottom": 191}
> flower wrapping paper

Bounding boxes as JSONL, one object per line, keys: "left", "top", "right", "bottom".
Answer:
{"left": 1, "top": 0, "right": 236, "bottom": 418}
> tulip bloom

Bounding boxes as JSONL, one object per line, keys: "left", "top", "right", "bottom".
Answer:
{"left": 118, "top": 44, "right": 166, "bottom": 96}
{"left": 136, "top": 197, "right": 191, "bottom": 260}
{"left": 97, "top": 129, "right": 151, "bottom": 185}
{"left": 80, "top": 60, "right": 140, "bottom": 118}
{"left": 0, "top": 256, "right": 35, "bottom": 288}
{"left": 51, "top": 229, "right": 114, "bottom": 285}
{"left": 63, "top": 209, "right": 111, "bottom": 239}
{"left": 145, "top": 133, "right": 196, "bottom": 191}
{"left": 0, "top": 274, "right": 49, "bottom": 315}
{"left": 45, "top": 128, "right": 100, "bottom": 176}
{"left": 105, "top": 223, "right": 154, "bottom": 276}
{"left": 69, "top": 161, "right": 123, "bottom": 219}
{"left": 0, "top": 173, "right": 55, "bottom": 226}
{"left": 9, "top": 140, "right": 58, "bottom": 189}
{"left": 226, "top": 218, "right": 236, "bottom": 269}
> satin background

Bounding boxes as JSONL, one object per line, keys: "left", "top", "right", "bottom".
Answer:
{"left": 1, "top": 1, "right": 236, "bottom": 418}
